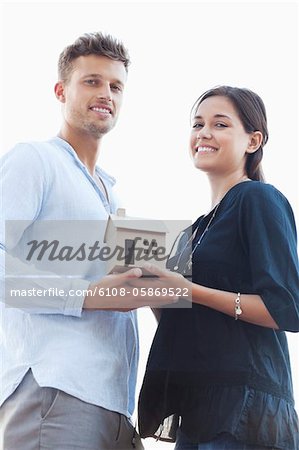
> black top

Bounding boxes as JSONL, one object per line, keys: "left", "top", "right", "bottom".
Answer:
{"left": 138, "top": 181, "right": 299, "bottom": 449}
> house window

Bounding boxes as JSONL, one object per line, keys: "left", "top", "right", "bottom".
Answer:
{"left": 125, "top": 239, "right": 135, "bottom": 265}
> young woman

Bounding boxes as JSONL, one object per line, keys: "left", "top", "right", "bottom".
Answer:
{"left": 136, "top": 86, "right": 299, "bottom": 449}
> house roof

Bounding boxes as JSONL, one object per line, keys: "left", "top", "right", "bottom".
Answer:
{"left": 104, "top": 214, "right": 168, "bottom": 241}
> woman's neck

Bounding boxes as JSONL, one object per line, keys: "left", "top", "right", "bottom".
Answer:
{"left": 208, "top": 173, "right": 250, "bottom": 209}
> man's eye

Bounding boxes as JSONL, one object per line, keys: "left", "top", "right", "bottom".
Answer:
{"left": 111, "top": 85, "right": 122, "bottom": 92}
{"left": 85, "top": 79, "right": 97, "bottom": 85}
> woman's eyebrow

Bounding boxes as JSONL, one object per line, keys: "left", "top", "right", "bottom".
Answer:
{"left": 193, "top": 113, "right": 232, "bottom": 120}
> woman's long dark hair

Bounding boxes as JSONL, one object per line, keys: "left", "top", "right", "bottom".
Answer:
{"left": 191, "top": 86, "right": 268, "bottom": 182}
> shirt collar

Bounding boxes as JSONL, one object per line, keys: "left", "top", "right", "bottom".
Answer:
{"left": 50, "top": 136, "right": 116, "bottom": 187}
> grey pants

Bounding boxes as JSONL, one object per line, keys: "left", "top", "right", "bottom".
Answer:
{"left": 0, "top": 370, "right": 144, "bottom": 450}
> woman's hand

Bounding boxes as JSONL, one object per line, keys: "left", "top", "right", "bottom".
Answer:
{"left": 83, "top": 267, "right": 180, "bottom": 311}
{"left": 128, "top": 264, "right": 192, "bottom": 300}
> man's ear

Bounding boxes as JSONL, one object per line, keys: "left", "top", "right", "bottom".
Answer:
{"left": 54, "top": 81, "right": 66, "bottom": 103}
{"left": 246, "top": 131, "right": 263, "bottom": 154}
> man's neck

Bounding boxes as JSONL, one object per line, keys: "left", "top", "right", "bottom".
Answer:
{"left": 58, "top": 126, "right": 102, "bottom": 176}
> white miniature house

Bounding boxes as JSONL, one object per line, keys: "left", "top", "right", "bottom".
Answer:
{"left": 104, "top": 208, "right": 168, "bottom": 274}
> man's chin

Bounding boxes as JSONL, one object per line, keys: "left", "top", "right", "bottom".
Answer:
{"left": 88, "top": 123, "right": 115, "bottom": 138}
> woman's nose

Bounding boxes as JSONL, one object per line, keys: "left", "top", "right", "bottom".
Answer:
{"left": 196, "top": 126, "right": 212, "bottom": 140}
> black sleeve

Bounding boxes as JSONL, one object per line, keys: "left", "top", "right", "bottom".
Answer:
{"left": 240, "top": 183, "right": 299, "bottom": 332}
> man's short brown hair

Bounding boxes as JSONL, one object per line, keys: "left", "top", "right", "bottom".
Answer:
{"left": 58, "top": 32, "right": 130, "bottom": 81}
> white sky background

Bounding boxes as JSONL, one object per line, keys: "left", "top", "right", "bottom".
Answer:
{"left": 1, "top": 2, "right": 298, "bottom": 449}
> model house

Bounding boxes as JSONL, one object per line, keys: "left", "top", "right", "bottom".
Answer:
{"left": 104, "top": 208, "right": 168, "bottom": 274}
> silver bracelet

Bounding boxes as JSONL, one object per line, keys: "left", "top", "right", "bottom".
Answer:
{"left": 234, "top": 292, "right": 242, "bottom": 320}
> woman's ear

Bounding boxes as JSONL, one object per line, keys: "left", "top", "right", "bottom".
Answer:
{"left": 246, "top": 131, "right": 263, "bottom": 154}
{"left": 54, "top": 81, "right": 66, "bottom": 103}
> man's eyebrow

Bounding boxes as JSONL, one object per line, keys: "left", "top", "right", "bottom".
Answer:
{"left": 83, "top": 73, "right": 102, "bottom": 78}
{"left": 83, "top": 73, "right": 124, "bottom": 87}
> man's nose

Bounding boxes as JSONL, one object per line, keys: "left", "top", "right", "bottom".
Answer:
{"left": 96, "top": 84, "right": 112, "bottom": 101}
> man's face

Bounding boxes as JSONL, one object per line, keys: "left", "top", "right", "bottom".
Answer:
{"left": 56, "top": 55, "right": 127, "bottom": 138}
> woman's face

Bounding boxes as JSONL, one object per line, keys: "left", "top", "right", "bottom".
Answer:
{"left": 189, "top": 95, "right": 253, "bottom": 177}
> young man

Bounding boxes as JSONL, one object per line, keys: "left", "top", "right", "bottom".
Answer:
{"left": 0, "top": 32, "right": 174, "bottom": 450}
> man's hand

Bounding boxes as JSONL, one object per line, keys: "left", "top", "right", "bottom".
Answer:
{"left": 83, "top": 267, "right": 179, "bottom": 311}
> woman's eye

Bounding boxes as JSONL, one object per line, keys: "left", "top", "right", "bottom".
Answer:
{"left": 192, "top": 123, "right": 203, "bottom": 129}
{"left": 215, "top": 122, "right": 228, "bottom": 128}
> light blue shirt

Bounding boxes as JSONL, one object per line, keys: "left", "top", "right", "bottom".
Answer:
{"left": 0, "top": 137, "right": 139, "bottom": 417}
